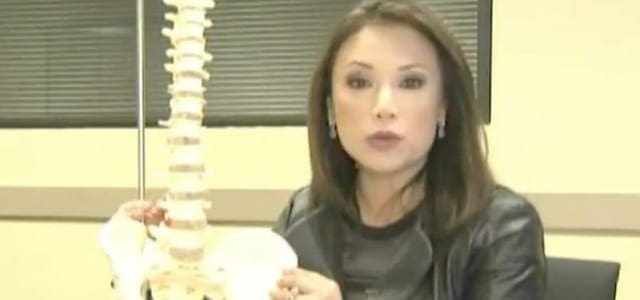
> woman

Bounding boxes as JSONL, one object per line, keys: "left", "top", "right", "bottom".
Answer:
{"left": 268, "top": 0, "right": 546, "bottom": 299}
{"left": 111, "top": 0, "right": 546, "bottom": 299}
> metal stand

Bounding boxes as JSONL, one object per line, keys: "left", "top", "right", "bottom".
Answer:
{"left": 136, "top": 0, "right": 146, "bottom": 201}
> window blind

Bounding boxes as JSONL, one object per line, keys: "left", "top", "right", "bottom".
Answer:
{"left": 0, "top": 0, "right": 490, "bottom": 128}
{"left": 0, "top": 0, "right": 137, "bottom": 127}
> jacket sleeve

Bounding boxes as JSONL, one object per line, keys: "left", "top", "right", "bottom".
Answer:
{"left": 464, "top": 197, "right": 547, "bottom": 300}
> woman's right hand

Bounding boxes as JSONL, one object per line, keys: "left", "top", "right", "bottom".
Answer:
{"left": 115, "top": 200, "right": 166, "bottom": 225}
{"left": 101, "top": 200, "right": 166, "bottom": 294}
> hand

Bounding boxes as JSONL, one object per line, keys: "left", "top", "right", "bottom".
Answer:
{"left": 270, "top": 268, "right": 342, "bottom": 300}
{"left": 115, "top": 200, "right": 166, "bottom": 225}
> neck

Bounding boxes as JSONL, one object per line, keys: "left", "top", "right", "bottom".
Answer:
{"left": 355, "top": 166, "right": 424, "bottom": 227}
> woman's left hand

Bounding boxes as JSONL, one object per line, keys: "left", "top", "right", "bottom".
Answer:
{"left": 270, "top": 268, "right": 342, "bottom": 300}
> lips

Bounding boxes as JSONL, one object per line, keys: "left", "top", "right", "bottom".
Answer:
{"left": 366, "top": 130, "right": 402, "bottom": 150}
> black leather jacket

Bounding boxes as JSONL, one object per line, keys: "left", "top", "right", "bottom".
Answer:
{"left": 273, "top": 186, "right": 547, "bottom": 300}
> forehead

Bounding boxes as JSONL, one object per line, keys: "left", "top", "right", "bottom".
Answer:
{"left": 334, "top": 23, "right": 439, "bottom": 69}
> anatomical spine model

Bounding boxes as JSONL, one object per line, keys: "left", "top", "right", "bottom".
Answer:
{"left": 102, "top": 0, "right": 298, "bottom": 299}
{"left": 147, "top": 0, "right": 218, "bottom": 299}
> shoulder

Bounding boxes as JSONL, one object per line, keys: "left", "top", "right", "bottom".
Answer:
{"left": 454, "top": 186, "right": 547, "bottom": 298}
{"left": 466, "top": 185, "right": 545, "bottom": 255}
{"left": 479, "top": 186, "right": 543, "bottom": 235}
{"left": 272, "top": 185, "right": 318, "bottom": 235}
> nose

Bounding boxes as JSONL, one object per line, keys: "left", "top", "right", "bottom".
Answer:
{"left": 372, "top": 85, "right": 397, "bottom": 120}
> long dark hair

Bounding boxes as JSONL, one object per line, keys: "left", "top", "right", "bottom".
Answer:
{"left": 307, "top": 0, "right": 494, "bottom": 239}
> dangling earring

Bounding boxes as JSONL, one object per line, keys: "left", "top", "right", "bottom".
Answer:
{"left": 327, "top": 97, "right": 337, "bottom": 139}
{"left": 437, "top": 120, "right": 446, "bottom": 139}
{"left": 329, "top": 120, "right": 337, "bottom": 139}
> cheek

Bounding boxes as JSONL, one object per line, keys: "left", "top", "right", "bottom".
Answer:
{"left": 335, "top": 101, "right": 365, "bottom": 120}
{"left": 403, "top": 100, "right": 441, "bottom": 152}
{"left": 332, "top": 93, "right": 370, "bottom": 131}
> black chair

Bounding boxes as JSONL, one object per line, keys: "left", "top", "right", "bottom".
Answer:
{"left": 545, "top": 257, "right": 620, "bottom": 300}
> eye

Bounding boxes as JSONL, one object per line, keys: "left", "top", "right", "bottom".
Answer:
{"left": 346, "top": 75, "right": 371, "bottom": 89}
{"left": 400, "top": 76, "right": 426, "bottom": 89}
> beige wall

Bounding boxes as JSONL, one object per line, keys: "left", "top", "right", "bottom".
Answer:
{"left": 489, "top": 0, "right": 640, "bottom": 194}
{"left": 1, "top": 0, "right": 639, "bottom": 299}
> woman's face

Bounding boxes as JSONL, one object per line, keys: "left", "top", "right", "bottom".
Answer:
{"left": 330, "top": 23, "right": 446, "bottom": 176}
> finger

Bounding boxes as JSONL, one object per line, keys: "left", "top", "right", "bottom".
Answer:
{"left": 282, "top": 267, "right": 318, "bottom": 279}
{"left": 272, "top": 287, "right": 307, "bottom": 300}
{"left": 144, "top": 206, "right": 167, "bottom": 225}
{"left": 121, "top": 202, "right": 149, "bottom": 221}
{"left": 269, "top": 287, "right": 290, "bottom": 300}
{"left": 143, "top": 212, "right": 164, "bottom": 225}
{"left": 293, "top": 296, "right": 315, "bottom": 300}
{"left": 144, "top": 203, "right": 166, "bottom": 213}
{"left": 119, "top": 201, "right": 161, "bottom": 222}
{"left": 278, "top": 272, "right": 317, "bottom": 294}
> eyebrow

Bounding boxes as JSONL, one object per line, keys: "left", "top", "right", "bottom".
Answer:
{"left": 346, "top": 60, "right": 428, "bottom": 71}
{"left": 398, "top": 63, "right": 428, "bottom": 71}
{"left": 346, "top": 60, "right": 373, "bottom": 69}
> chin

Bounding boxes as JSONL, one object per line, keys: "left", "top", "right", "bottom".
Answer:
{"left": 357, "top": 157, "right": 412, "bottom": 176}
{"left": 342, "top": 141, "right": 426, "bottom": 176}
{"left": 352, "top": 149, "right": 427, "bottom": 178}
